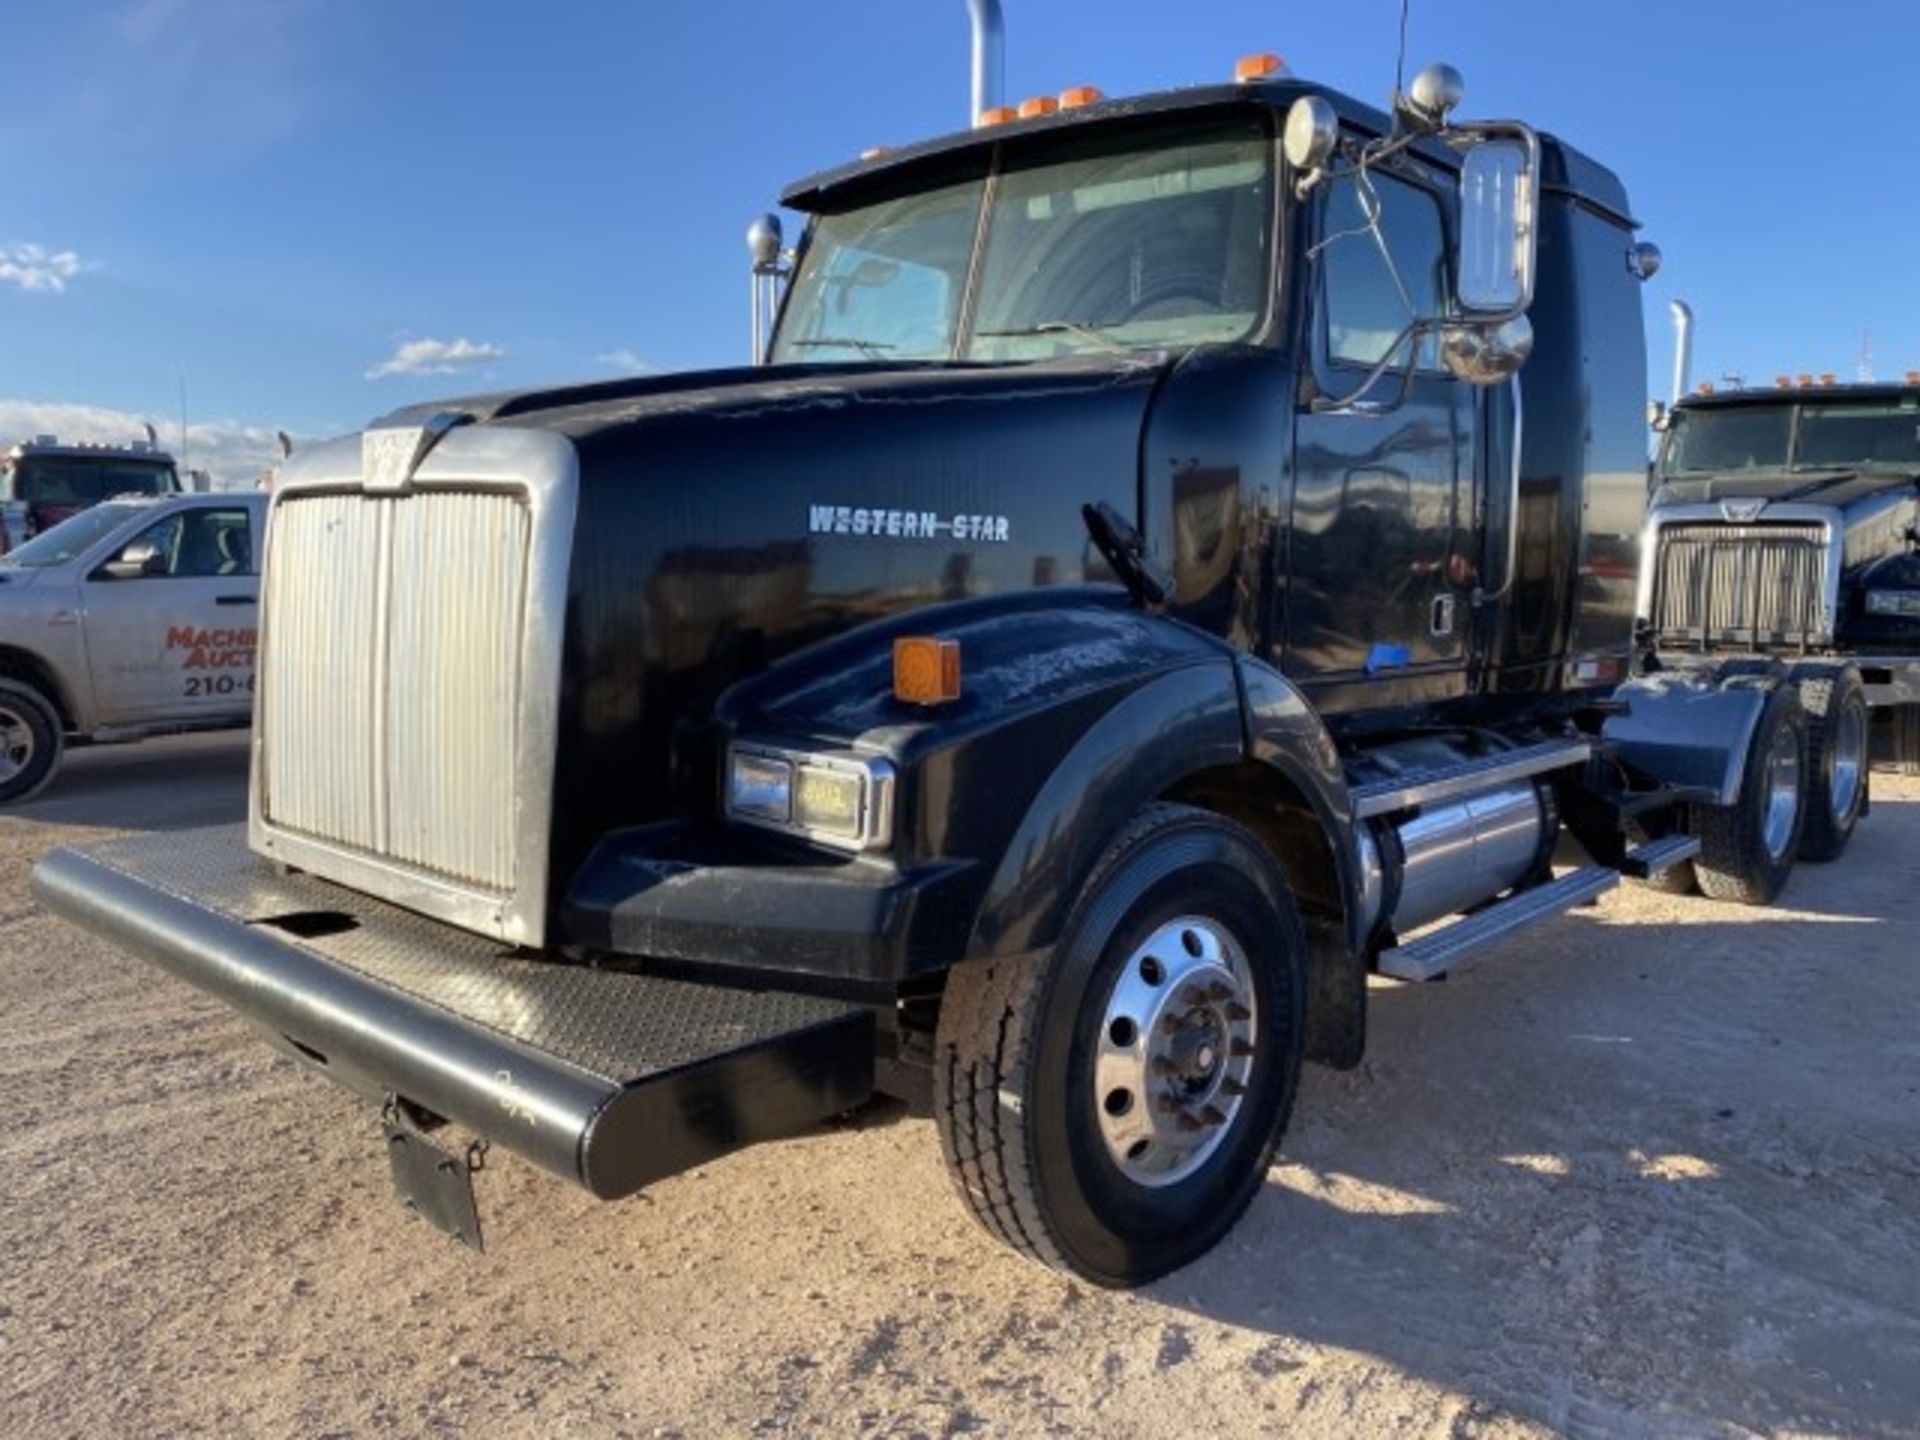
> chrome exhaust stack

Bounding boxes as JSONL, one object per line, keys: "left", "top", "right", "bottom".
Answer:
{"left": 968, "top": 0, "right": 1005, "bottom": 124}
{"left": 1669, "top": 300, "right": 1693, "bottom": 406}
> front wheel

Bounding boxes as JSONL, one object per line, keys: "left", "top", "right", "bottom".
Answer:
{"left": 934, "top": 803, "right": 1306, "bottom": 1286}
{"left": 0, "top": 678, "right": 62, "bottom": 805}
{"left": 1690, "top": 683, "right": 1807, "bottom": 905}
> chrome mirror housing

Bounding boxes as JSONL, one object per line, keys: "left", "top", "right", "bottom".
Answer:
{"left": 1440, "top": 314, "right": 1534, "bottom": 386}
{"left": 1453, "top": 127, "right": 1540, "bottom": 318}
{"left": 1399, "top": 63, "right": 1465, "bottom": 132}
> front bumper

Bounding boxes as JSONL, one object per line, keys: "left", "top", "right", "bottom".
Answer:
{"left": 32, "top": 826, "right": 874, "bottom": 1200}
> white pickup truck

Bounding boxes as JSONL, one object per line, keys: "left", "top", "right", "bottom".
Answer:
{"left": 0, "top": 491, "right": 267, "bottom": 802}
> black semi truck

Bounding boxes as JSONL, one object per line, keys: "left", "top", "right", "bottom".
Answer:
{"left": 1646, "top": 379, "right": 1920, "bottom": 806}
{"left": 34, "top": 45, "right": 1873, "bottom": 1286}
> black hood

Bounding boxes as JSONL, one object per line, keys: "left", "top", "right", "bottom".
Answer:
{"left": 1654, "top": 468, "right": 1920, "bottom": 509}
{"left": 484, "top": 355, "right": 1172, "bottom": 888}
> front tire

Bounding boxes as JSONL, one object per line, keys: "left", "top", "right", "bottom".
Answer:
{"left": 1690, "top": 683, "right": 1807, "bottom": 905}
{"left": 934, "top": 803, "right": 1307, "bottom": 1287}
{"left": 0, "top": 678, "right": 62, "bottom": 805}
{"left": 1794, "top": 663, "right": 1868, "bottom": 862}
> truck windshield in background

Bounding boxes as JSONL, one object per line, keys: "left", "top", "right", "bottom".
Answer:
{"left": 769, "top": 116, "right": 1273, "bottom": 364}
{"left": 4, "top": 455, "right": 179, "bottom": 505}
{"left": 1659, "top": 396, "right": 1920, "bottom": 476}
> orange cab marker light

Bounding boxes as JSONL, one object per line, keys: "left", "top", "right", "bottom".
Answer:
{"left": 1697, "top": 382, "right": 1713, "bottom": 395}
{"left": 1906, "top": 370, "right": 1920, "bottom": 385}
{"left": 1774, "top": 375, "right": 1791, "bottom": 388}
{"left": 1017, "top": 95, "right": 1058, "bottom": 119}
{"left": 860, "top": 146, "right": 893, "bottom": 161}
{"left": 1797, "top": 373, "right": 1813, "bottom": 387}
{"left": 894, "top": 637, "right": 962, "bottom": 706}
{"left": 1059, "top": 85, "right": 1105, "bottom": 109}
{"left": 1235, "top": 52, "right": 1284, "bottom": 83}
{"left": 977, "top": 106, "right": 1016, "bottom": 126}
{"left": 1819, "top": 372, "right": 1837, "bottom": 386}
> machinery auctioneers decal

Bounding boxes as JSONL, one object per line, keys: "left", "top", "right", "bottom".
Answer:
{"left": 808, "top": 504, "right": 1011, "bottom": 543}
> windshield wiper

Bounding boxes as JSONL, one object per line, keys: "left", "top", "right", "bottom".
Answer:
{"left": 788, "top": 337, "right": 897, "bottom": 359}
{"left": 973, "top": 320, "right": 1132, "bottom": 355}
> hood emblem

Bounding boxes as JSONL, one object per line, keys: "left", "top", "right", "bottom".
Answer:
{"left": 1719, "top": 498, "right": 1767, "bottom": 523}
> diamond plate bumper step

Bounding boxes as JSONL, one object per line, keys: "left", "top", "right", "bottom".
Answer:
{"left": 32, "top": 826, "right": 873, "bottom": 1204}
{"left": 1377, "top": 865, "right": 1620, "bottom": 983}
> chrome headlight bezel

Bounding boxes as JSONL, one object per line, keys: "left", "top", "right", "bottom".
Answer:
{"left": 724, "top": 740, "right": 896, "bottom": 852}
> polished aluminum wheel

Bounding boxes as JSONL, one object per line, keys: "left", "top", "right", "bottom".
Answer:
{"left": 1827, "top": 696, "right": 1866, "bottom": 824}
{"left": 1093, "top": 915, "right": 1257, "bottom": 1188}
{"left": 0, "top": 703, "right": 35, "bottom": 785}
{"left": 1762, "top": 721, "right": 1802, "bottom": 862}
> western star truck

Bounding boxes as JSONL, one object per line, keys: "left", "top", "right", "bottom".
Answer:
{"left": 1646, "top": 378, "right": 1920, "bottom": 802}
{"left": 32, "top": 23, "right": 1879, "bottom": 1285}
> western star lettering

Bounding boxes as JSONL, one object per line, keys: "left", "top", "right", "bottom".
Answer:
{"left": 808, "top": 504, "right": 1011, "bottom": 543}
{"left": 165, "top": 625, "right": 258, "bottom": 671}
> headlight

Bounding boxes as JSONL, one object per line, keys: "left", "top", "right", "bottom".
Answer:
{"left": 725, "top": 742, "right": 895, "bottom": 851}
{"left": 1865, "top": 589, "right": 1920, "bottom": 618}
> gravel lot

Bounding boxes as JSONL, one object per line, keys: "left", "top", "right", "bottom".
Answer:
{"left": 3, "top": 732, "right": 1917, "bottom": 1438}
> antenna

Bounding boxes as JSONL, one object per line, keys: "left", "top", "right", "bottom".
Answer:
{"left": 177, "top": 376, "right": 190, "bottom": 472}
{"left": 1857, "top": 329, "right": 1875, "bottom": 384}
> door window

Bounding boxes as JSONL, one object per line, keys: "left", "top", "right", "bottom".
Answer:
{"left": 1320, "top": 169, "right": 1448, "bottom": 371}
{"left": 108, "top": 507, "right": 254, "bottom": 578}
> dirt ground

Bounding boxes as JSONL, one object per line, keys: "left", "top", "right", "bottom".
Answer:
{"left": 2, "top": 733, "right": 1917, "bottom": 1439}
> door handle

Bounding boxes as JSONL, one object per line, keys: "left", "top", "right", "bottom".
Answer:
{"left": 216, "top": 594, "right": 256, "bottom": 606}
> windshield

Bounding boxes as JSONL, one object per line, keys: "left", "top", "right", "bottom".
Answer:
{"left": 9, "top": 455, "right": 179, "bottom": 505}
{"left": 769, "top": 116, "right": 1274, "bottom": 364}
{"left": 2, "top": 501, "right": 145, "bottom": 568}
{"left": 1661, "top": 398, "right": 1920, "bottom": 476}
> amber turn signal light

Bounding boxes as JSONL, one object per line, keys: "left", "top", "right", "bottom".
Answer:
{"left": 894, "top": 637, "right": 961, "bottom": 706}
{"left": 1235, "top": 52, "right": 1284, "bottom": 83}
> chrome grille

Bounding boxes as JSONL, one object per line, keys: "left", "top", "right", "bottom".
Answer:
{"left": 1650, "top": 522, "right": 1830, "bottom": 646}
{"left": 262, "top": 489, "right": 531, "bottom": 893}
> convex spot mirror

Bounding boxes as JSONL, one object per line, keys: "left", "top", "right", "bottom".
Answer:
{"left": 1454, "top": 129, "right": 1538, "bottom": 318}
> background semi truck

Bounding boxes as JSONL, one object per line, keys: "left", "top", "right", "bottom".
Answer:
{"left": 32, "top": 15, "right": 1882, "bottom": 1286}
{"left": 1646, "top": 377, "right": 1920, "bottom": 801}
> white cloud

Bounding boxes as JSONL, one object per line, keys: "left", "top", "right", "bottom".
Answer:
{"left": 594, "top": 349, "right": 652, "bottom": 375}
{"left": 0, "top": 398, "right": 300, "bottom": 490}
{"left": 365, "top": 336, "right": 505, "bottom": 380}
{"left": 0, "top": 243, "right": 87, "bottom": 294}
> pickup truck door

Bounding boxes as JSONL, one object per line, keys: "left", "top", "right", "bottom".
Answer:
{"left": 80, "top": 501, "right": 259, "bottom": 726}
{"left": 1286, "top": 158, "right": 1477, "bottom": 710}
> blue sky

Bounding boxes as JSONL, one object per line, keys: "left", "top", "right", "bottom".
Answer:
{"left": 2, "top": 0, "right": 1916, "bottom": 480}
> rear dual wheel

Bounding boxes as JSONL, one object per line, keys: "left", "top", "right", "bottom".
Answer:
{"left": 934, "top": 804, "right": 1306, "bottom": 1287}
{"left": 1690, "top": 683, "right": 1807, "bottom": 905}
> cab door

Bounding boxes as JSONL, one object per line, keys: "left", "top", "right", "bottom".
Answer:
{"left": 1286, "top": 158, "right": 1478, "bottom": 710}
{"left": 81, "top": 500, "right": 260, "bottom": 724}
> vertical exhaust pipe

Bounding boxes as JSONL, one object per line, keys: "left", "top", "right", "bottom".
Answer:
{"left": 968, "top": 0, "right": 1004, "bottom": 125}
{"left": 1669, "top": 300, "right": 1693, "bottom": 406}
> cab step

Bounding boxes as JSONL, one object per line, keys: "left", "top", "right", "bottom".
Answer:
{"left": 1622, "top": 833, "right": 1701, "bottom": 878}
{"left": 1351, "top": 738, "right": 1593, "bottom": 819}
{"left": 1377, "top": 865, "right": 1620, "bottom": 982}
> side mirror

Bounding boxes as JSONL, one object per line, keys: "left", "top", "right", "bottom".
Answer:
{"left": 1647, "top": 399, "right": 1671, "bottom": 432}
{"left": 1454, "top": 128, "right": 1539, "bottom": 318}
{"left": 101, "top": 540, "right": 164, "bottom": 580}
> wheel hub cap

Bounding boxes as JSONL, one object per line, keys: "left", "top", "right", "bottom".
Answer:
{"left": 0, "top": 705, "right": 34, "bottom": 784}
{"left": 1094, "top": 916, "right": 1257, "bottom": 1187}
